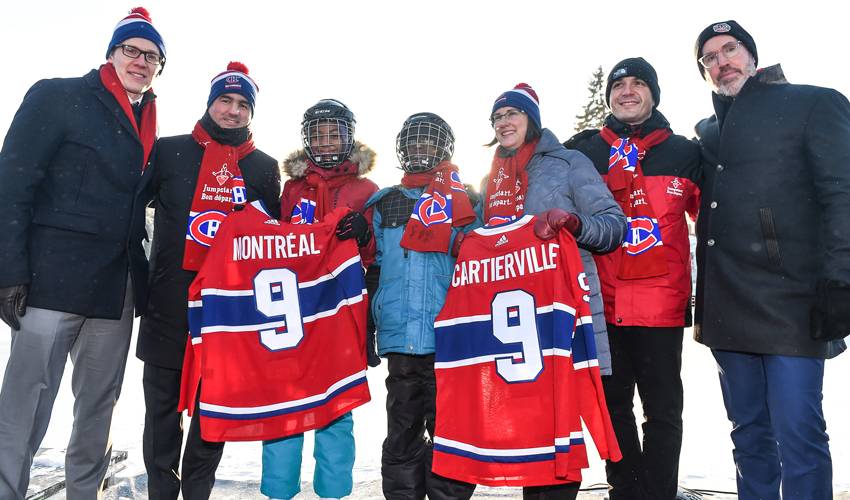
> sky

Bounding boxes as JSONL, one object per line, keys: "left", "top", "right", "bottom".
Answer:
{"left": 2, "top": 0, "right": 849, "bottom": 189}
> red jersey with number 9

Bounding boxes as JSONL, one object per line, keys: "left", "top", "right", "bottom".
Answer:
{"left": 432, "top": 215, "right": 621, "bottom": 486}
{"left": 178, "top": 201, "right": 370, "bottom": 442}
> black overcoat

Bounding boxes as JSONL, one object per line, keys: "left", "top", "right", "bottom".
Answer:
{"left": 694, "top": 70, "right": 850, "bottom": 357}
{"left": 0, "top": 69, "right": 155, "bottom": 319}
{"left": 137, "top": 133, "right": 280, "bottom": 369}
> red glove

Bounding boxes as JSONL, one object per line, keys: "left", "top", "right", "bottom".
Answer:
{"left": 533, "top": 209, "right": 582, "bottom": 240}
{"left": 451, "top": 231, "right": 465, "bottom": 258}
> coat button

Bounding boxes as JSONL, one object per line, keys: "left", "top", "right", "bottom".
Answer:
{"left": 707, "top": 238, "right": 716, "bottom": 246}
{"left": 616, "top": 318, "right": 623, "bottom": 324}
{"left": 710, "top": 201, "right": 718, "bottom": 208}
{"left": 717, "top": 164, "right": 724, "bottom": 172}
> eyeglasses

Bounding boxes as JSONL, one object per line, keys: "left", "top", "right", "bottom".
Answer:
{"left": 115, "top": 44, "right": 164, "bottom": 66}
{"left": 698, "top": 40, "right": 743, "bottom": 69}
{"left": 490, "top": 109, "right": 525, "bottom": 126}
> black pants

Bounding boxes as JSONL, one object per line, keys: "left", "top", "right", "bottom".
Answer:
{"left": 381, "top": 354, "right": 476, "bottom": 500}
{"left": 142, "top": 363, "right": 225, "bottom": 500}
{"left": 602, "top": 325, "right": 684, "bottom": 500}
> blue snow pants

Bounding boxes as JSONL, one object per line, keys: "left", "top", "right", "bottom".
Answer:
{"left": 261, "top": 412, "right": 355, "bottom": 499}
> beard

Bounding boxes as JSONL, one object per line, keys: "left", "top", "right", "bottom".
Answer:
{"left": 715, "top": 58, "right": 758, "bottom": 97}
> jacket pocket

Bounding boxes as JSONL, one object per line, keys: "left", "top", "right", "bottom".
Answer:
{"left": 758, "top": 207, "right": 782, "bottom": 268}
{"left": 32, "top": 208, "right": 99, "bottom": 234}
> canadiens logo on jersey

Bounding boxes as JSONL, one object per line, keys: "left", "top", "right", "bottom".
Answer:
{"left": 412, "top": 191, "right": 451, "bottom": 227}
{"left": 179, "top": 203, "right": 371, "bottom": 442}
{"left": 608, "top": 138, "right": 641, "bottom": 173}
{"left": 290, "top": 198, "right": 317, "bottom": 225}
{"left": 187, "top": 210, "right": 228, "bottom": 247}
{"left": 624, "top": 216, "right": 663, "bottom": 255}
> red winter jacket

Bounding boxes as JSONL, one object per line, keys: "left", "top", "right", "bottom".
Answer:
{"left": 565, "top": 112, "right": 701, "bottom": 327}
{"left": 280, "top": 142, "right": 379, "bottom": 266}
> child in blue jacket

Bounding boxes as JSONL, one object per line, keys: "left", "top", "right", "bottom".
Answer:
{"left": 365, "top": 113, "right": 480, "bottom": 500}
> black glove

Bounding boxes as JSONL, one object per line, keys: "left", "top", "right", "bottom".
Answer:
{"left": 0, "top": 284, "right": 28, "bottom": 331}
{"left": 336, "top": 211, "right": 372, "bottom": 248}
{"left": 364, "top": 265, "right": 381, "bottom": 367}
{"left": 811, "top": 280, "right": 850, "bottom": 341}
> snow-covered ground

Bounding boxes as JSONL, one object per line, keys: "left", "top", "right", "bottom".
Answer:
{"left": 2, "top": 323, "right": 848, "bottom": 498}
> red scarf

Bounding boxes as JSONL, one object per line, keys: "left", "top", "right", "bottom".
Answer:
{"left": 483, "top": 140, "right": 538, "bottom": 225}
{"left": 399, "top": 162, "right": 475, "bottom": 253}
{"left": 599, "top": 127, "right": 671, "bottom": 279}
{"left": 99, "top": 63, "right": 156, "bottom": 170}
{"left": 182, "top": 122, "right": 256, "bottom": 271}
{"left": 294, "top": 161, "right": 359, "bottom": 224}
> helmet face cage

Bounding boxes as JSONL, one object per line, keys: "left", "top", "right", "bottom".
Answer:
{"left": 396, "top": 115, "right": 455, "bottom": 173}
{"left": 302, "top": 118, "right": 355, "bottom": 168}
{"left": 301, "top": 99, "right": 356, "bottom": 169}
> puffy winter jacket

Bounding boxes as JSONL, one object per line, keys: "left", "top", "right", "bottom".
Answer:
{"left": 481, "top": 128, "right": 626, "bottom": 374}
{"left": 565, "top": 111, "right": 701, "bottom": 327}
{"left": 366, "top": 185, "right": 480, "bottom": 355}
{"left": 280, "top": 142, "right": 379, "bottom": 266}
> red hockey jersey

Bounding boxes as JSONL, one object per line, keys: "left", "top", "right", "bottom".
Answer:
{"left": 178, "top": 202, "right": 370, "bottom": 442}
{"left": 432, "top": 215, "right": 621, "bottom": 487}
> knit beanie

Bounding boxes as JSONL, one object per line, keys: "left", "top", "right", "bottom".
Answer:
{"left": 695, "top": 20, "right": 758, "bottom": 79}
{"left": 492, "top": 83, "right": 541, "bottom": 129}
{"left": 605, "top": 57, "right": 661, "bottom": 108}
{"left": 207, "top": 62, "right": 259, "bottom": 115}
{"left": 106, "top": 7, "right": 166, "bottom": 60}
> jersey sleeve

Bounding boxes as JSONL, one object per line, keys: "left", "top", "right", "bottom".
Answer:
{"left": 560, "top": 232, "right": 622, "bottom": 464}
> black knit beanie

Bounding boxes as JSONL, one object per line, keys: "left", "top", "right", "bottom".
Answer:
{"left": 695, "top": 20, "right": 758, "bottom": 79}
{"left": 605, "top": 57, "right": 660, "bottom": 108}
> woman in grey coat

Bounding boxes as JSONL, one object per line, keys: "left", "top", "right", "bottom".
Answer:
{"left": 481, "top": 83, "right": 625, "bottom": 377}
{"left": 474, "top": 83, "right": 626, "bottom": 499}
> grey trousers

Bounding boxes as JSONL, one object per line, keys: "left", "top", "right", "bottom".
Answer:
{"left": 0, "top": 281, "right": 134, "bottom": 500}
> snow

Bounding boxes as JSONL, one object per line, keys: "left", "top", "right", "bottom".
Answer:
{"left": 1, "top": 322, "right": 848, "bottom": 498}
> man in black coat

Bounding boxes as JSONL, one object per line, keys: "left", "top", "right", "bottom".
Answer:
{"left": 0, "top": 8, "right": 166, "bottom": 499}
{"left": 694, "top": 20, "right": 850, "bottom": 500}
{"left": 565, "top": 57, "right": 701, "bottom": 500}
{"left": 137, "top": 62, "right": 280, "bottom": 500}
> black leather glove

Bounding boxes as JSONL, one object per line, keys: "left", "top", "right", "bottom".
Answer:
{"left": 0, "top": 284, "right": 28, "bottom": 331}
{"left": 811, "top": 280, "right": 850, "bottom": 341}
{"left": 365, "top": 265, "right": 381, "bottom": 367}
{"left": 336, "top": 211, "right": 372, "bottom": 248}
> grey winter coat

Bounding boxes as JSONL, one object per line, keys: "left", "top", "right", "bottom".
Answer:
{"left": 482, "top": 129, "right": 627, "bottom": 374}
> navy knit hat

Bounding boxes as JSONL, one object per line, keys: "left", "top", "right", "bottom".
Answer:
{"left": 605, "top": 57, "right": 661, "bottom": 108}
{"left": 106, "top": 7, "right": 166, "bottom": 60}
{"left": 695, "top": 20, "right": 758, "bottom": 79}
{"left": 207, "top": 62, "right": 259, "bottom": 115}
{"left": 492, "top": 83, "right": 541, "bottom": 129}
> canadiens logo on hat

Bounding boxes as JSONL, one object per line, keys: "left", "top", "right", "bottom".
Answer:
{"left": 712, "top": 23, "right": 732, "bottom": 33}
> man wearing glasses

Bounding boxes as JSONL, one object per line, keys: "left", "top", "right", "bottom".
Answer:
{"left": 0, "top": 7, "right": 165, "bottom": 499}
{"left": 694, "top": 20, "right": 850, "bottom": 500}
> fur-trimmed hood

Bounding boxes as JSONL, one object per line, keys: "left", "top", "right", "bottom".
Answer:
{"left": 281, "top": 141, "right": 376, "bottom": 179}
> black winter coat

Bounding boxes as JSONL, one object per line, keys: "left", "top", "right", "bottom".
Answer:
{"left": 0, "top": 69, "right": 154, "bottom": 319}
{"left": 137, "top": 129, "right": 280, "bottom": 369}
{"left": 694, "top": 69, "right": 850, "bottom": 358}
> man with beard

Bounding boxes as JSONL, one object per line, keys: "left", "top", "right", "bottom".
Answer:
{"left": 137, "top": 62, "right": 280, "bottom": 500}
{"left": 693, "top": 20, "right": 850, "bottom": 500}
